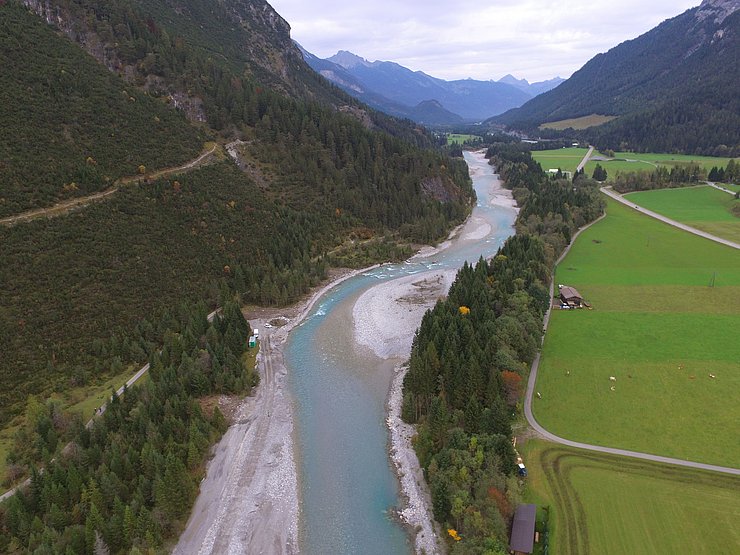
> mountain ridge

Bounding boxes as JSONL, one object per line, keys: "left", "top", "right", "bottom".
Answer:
{"left": 302, "top": 47, "right": 562, "bottom": 124}
{"left": 492, "top": 0, "right": 740, "bottom": 154}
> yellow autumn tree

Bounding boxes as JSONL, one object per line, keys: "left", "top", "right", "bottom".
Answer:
{"left": 458, "top": 306, "right": 470, "bottom": 315}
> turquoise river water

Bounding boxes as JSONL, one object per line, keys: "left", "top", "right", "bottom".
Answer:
{"left": 285, "top": 151, "right": 518, "bottom": 554}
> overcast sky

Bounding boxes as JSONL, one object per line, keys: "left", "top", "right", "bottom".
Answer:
{"left": 269, "top": 0, "right": 700, "bottom": 82}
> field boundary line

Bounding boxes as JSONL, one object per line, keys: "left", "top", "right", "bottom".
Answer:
{"left": 600, "top": 186, "right": 740, "bottom": 250}
{"left": 524, "top": 207, "right": 740, "bottom": 476}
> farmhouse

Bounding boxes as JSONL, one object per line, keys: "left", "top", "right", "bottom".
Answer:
{"left": 559, "top": 285, "right": 583, "bottom": 307}
{"left": 510, "top": 503, "right": 536, "bottom": 554}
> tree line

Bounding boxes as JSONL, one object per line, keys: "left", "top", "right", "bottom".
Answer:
{"left": 402, "top": 143, "right": 604, "bottom": 553}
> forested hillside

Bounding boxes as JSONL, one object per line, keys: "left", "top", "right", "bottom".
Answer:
{"left": 0, "top": 300, "right": 258, "bottom": 553}
{"left": 402, "top": 144, "right": 604, "bottom": 552}
{"left": 0, "top": 0, "right": 473, "bottom": 443}
{"left": 0, "top": 4, "right": 203, "bottom": 216}
{"left": 493, "top": 0, "right": 740, "bottom": 155}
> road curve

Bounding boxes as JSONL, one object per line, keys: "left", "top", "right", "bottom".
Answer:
{"left": 601, "top": 186, "right": 740, "bottom": 250}
{"left": 524, "top": 202, "right": 740, "bottom": 476}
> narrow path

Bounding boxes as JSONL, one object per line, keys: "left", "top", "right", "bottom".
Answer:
{"left": 524, "top": 208, "right": 740, "bottom": 476}
{"left": 0, "top": 144, "right": 218, "bottom": 227}
{"left": 707, "top": 181, "right": 738, "bottom": 196}
{"left": 576, "top": 145, "right": 594, "bottom": 172}
{"left": 600, "top": 186, "right": 740, "bottom": 249}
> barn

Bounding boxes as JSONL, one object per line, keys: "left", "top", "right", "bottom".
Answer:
{"left": 510, "top": 503, "right": 537, "bottom": 554}
{"left": 559, "top": 285, "right": 583, "bottom": 308}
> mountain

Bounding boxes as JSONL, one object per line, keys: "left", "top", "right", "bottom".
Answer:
{"left": 498, "top": 74, "right": 565, "bottom": 96}
{"left": 1, "top": 0, "right": 475, "bottom": 438}
{"left": 493, "top": 0, "right": 740, "bottom": 155}
{"left": 302, "top": 48, "right": 533, "bottom": 123}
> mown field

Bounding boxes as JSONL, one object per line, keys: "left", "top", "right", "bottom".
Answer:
{"left": 584, "top": 152, "right": 738, "bottom": 179}
{"left": 531, "top": 148, "right": 590, "bottom": 173}
{"left": 539, "top": 114, "right": 616, "bottom": 130}
{"left": 521, "top": 440, "right": 740, "bottom": 555}
{"left": 533, "top": 198, "right": 740, "bottom": 467}
{"left": 626, "top": 186, "right": 740, "bottom": 243}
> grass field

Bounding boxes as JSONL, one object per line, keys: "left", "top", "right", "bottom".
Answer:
{"left": 723, "top": 183, "right": 740, "bottom": 193}
{"left": 626, "top": 186, "right": 740, "bottom": 243}
{"left": 532, "top": 148, "right": 590, "bottom": 173}
{"left": 584, "top": 152, "right": 738, "bottom": 180}
{"left": 446, "top": 134, "right": 480, "bottom": 145}
{"left": 522, "top": 440, "right": 740, "bottom": 555}
{"left": 533, "top": 197, "right": 740, "bottom": 467}
{"left": 539, "top": 114, "right": 616, "bottom": 130}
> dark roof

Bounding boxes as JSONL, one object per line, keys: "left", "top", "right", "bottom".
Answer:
{"left": 510, "top": 504, "right": 536, "bottom": 553}
{"left": 559, "top": 286, "right": 582, "bottom": 300}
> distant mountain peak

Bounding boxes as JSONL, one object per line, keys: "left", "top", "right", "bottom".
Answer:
{"left": 499, "top": 74, "right": 530, "bottom": 87}
{"left": 328, "top": 50, "right": 370, "bottom": 69}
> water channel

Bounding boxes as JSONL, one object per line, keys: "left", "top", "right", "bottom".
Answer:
{"left": 284, "top": 151, "right": 518, "bottom": 554}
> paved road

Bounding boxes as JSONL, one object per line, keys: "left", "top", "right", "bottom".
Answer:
{"left": 601, "top": 186, "right": 740, "bottom": 250}
{"left": 524, "top": 205, "right": 740, "bottom": 476}
{"left": 576, "top": 145, "right": 595, "bottom": 172}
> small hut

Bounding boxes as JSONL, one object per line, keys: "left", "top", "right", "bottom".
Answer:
{"left": 510, "top": 504, "right": 536, "bottom": 554}
{"left": 559, "top": 285, "right": 583, "bottom": 308}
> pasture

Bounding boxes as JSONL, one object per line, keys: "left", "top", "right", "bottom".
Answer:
{"left": 531, "top": 147, "right": 590, "bottom": 174}
{"left": 626, "top": 186, "right": 740, "bottom": 243}
{"left": 533, "top": 198, "right": 740, "bottom": 466}
{"left": 522, "top": 440, "right": 740, "bottom": 555}
{"left": 538, "top": 114, "right": 616, "bottom": 130}
{"left": 584, "top": 152, "right": 738, "bottom": 179}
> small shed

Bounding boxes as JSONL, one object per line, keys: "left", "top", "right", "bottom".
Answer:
{"left": 510, "top": 504, "right": 536, "bottom": 554}
{"left": 248, "top": 335, "right": 256, "bottom": 348}
{"left": 559, "top": 285, "right": 583, "bottom": 307}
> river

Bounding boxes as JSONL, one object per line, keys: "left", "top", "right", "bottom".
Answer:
{"left": 284, "top": 151, "right": 518, "bottom": 554}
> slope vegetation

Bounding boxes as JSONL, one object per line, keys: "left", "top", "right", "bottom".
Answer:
{"left": 0, "top": 3, "right": 203, "bottom": 216}
{"left": 0, "top": 0, "right": 474, "bottom": 427}
{"left": 494, "top": 1, "right": 740, "bottom": 155}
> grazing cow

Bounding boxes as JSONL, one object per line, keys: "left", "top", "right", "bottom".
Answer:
{"left": 609, "top": 376, "right": 616, "bottom": 382}
{"left": 709, "top": 374, "right": 716, "bottom": 379}
{"left": 610, "top": 386, "right": 615, "bottom": 391}
{"left": 536, "top": 392, "right": 542, "bottom": 399}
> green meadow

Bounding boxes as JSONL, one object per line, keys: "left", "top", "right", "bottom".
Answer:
{"left": 627, "top": 186, "right": 740, "bottom": 243}
{"left": 522, "top": 441, "right": 740, "bottom": 555}
{"left": 533, "top": 198, "right": 740, "bottom": 467}
{"left": 584, "top": 152, "right": 738, "bottom": 179}
{"left": 538, "top": 114, "right": 616, "bottom": 130}
{"left": 446, "top": 133, "right": 480, "bottom": 145}
{"left": 532, "top": 147, "right": 590, "bottom": 173}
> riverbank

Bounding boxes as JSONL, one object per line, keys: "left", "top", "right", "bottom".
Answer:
{"left": 175, "top": 265, "right": 377, "bottom": 554}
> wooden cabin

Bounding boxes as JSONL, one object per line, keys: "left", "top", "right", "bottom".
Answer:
{"left": 510, "top": 504, "right": 536, "bottom": 554}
